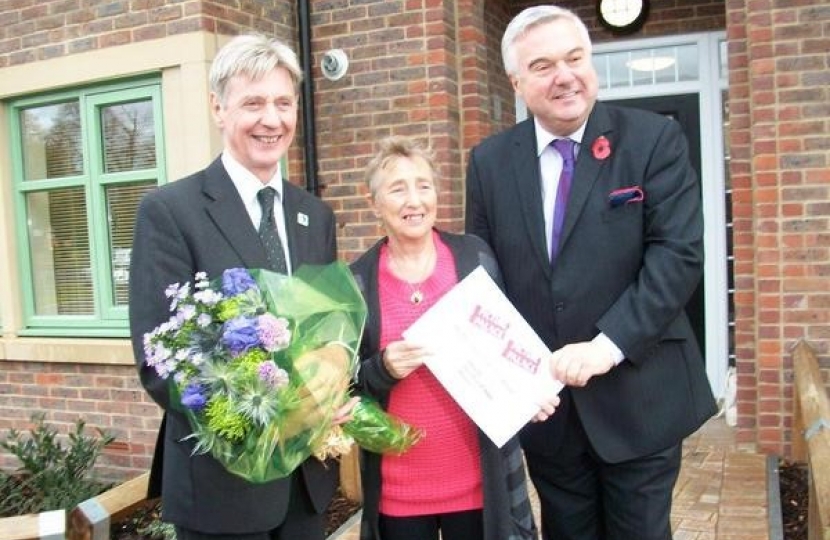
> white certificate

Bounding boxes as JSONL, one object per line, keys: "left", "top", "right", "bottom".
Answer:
{"left": 403, "top": 266, "right": 563, "bottom": 447}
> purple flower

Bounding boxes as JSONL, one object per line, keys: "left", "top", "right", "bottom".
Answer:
{"left": 164, "top": 283, "right": 181, "bottom": 298}
{"left": 193, "top": 289, "right": 223, "bottom": 306}
{"left": 220, "top": 316, "right": 261, "bottom": 355}
{"left": 257, "top": 313, "right": 291, "bottom": 352}
{"left": 258, "top": 361, "right": 289, "bottom": 389}
{"left": 222, "top": 268, "right": 258, "bottom": 296}
{"left": 181, "top": 383, "right": 207, "bottom": 411}
{"left": 143, "top": 340, "right": 172, "bottom": 374}
{"left": 166, "top": 282, "right": 190, "bottom": 311}
{"left": 176, "top": 304, "right": 196, "bottom": 324}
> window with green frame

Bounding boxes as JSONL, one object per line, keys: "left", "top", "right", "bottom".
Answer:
{"left": 9, "top": 79, "right": 165, "bottom": 337}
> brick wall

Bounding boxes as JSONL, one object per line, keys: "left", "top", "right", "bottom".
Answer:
{"left": 0, "top": 360, "right": 160, "bottom": 482}
{"left": 310, "top": 0, "right": 509, "bottom": 261}
{"left": 310, "top": 0, "right": 457, "bottom": 258}
{"left": 462, "top": 1, "right": 516, "bottom": 152}
{"left": 725, "top": 0, "right": 830, "bottom": 456}
{"left": 2, "top": 0, "right": 827, "bottom": 481}
{"left": 0, "top": 0, "right": 297, "bottom": 69}
{"left": 510, "top": 0, "right": 726, "bottom": 40}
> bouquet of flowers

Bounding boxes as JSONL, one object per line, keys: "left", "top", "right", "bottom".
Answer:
{"left": 143, "top": 262, "right": 421, "bottom": 483}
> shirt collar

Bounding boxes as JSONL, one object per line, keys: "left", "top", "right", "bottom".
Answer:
{"left": 221, "top": 152, "right": 284, "bottom": 205}
{"left": 534, "top": 119, "right": 587, "bottom": 157}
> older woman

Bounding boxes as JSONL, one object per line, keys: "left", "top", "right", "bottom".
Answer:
{"left": 350, "top": 136, "right": 554, "bottom": 540}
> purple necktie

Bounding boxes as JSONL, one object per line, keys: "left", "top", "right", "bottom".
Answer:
{"left": 550, "top": 138, "right": 576, "bottom": 263}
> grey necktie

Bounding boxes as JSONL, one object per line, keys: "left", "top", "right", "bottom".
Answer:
{"left": 257, "top": 187, "right": 288, "bottom": 274}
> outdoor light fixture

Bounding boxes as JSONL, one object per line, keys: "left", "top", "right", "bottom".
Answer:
{"left": 320, "top": 49, "right": 348, "bottom": 81}
{"left": 597, "top": 0, "right": 649, "bottom": 34}
{"left": 626, "top": 56, "right": 676, "bottom": 72}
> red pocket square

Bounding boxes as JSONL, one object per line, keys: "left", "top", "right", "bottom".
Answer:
{"left": 608, "top": 186, "right": 644, "bottom": 208}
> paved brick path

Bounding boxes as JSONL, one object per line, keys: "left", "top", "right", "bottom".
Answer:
{"left": 329, "top": 417, "right": 769, "bottom": 540}
{"left": 671, "top": 417, "right": 769, "bottom": 540}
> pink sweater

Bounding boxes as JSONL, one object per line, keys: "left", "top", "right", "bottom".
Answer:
{"left": 377, "top": 233, "right": 483, "bottom": 516}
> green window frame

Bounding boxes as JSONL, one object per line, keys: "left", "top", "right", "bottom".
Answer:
{"left": 9, "top": 78, "right": 166, "bottom": 337}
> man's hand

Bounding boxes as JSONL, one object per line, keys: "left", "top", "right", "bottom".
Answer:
{"left": 550, "top": 341, "right": 615, "bottom": 387}
{"left": 332, "top": 396, "right": 360, "bottom": 426}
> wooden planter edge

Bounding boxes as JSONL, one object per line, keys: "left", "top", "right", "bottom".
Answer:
{"left": 0, "top": 472, "right": 150, "bottom": 540}
{"left": 67, "top": 471, "right": 150, "bottom": 540}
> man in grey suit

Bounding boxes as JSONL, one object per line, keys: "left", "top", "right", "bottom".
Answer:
{"left": 465, "top": 6, "right": 716, "bottom": 540}
{"left": 129, "top": 34, "right": 338, "bottom": 540}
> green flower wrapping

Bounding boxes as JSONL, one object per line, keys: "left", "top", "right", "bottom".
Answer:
{"left": 342, "top": 398, "right": 424, "bottom": 454}
{"left": 144, "top": 262, "right": 422, "bottom": 483}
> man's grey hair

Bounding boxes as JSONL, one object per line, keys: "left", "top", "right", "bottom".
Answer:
{"left": 209, "top": 33, "right": 303, "bottom": 105}
{"left": 501, "top": 5, "right": 592, "bottom": 76}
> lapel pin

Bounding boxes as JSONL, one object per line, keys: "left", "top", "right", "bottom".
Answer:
{"left": 592, "top": 136, "right": 611, "bottom": 160}
{"left": 297, "top": 212, "right": 309, "bottom": 227}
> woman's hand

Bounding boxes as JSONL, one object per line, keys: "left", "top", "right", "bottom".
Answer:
{"left": 530, "top": 394, "right": 561, "bottom": 423}
{"left": 382, "top": 340, "right": 429, "bottom": 379}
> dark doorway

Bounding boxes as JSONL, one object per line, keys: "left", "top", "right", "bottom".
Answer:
{"left": 605, "top": 93, "right": 706, "bottom": 360}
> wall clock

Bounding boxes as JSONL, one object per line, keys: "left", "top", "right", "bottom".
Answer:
{"left": 596, "top": 0, "right": 649, "bottom": 35}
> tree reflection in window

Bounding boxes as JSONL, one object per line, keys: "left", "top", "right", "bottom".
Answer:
{"left": 101, "top": 101, "right": 157, "bottom": 173}
{"left": 21, "top": 102, "right": 83, "bottom": 180}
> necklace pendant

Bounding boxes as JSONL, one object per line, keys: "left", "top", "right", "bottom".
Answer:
{"left": 410, "top": 290, "right": 424, "bottom": 304}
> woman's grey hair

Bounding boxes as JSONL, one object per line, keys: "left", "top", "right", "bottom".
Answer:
{"left": 209, "top": 33, "right": 303, "bottom": 105}
{"left": 501, "top": 5, "right": 592, "bottom": 77}
{"left": 364, "top": 136, "right": 438, "bottom": 197}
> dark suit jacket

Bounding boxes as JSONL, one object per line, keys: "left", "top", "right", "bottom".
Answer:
{"left": 129, "top": 157, "right": 338, "bottom": 534}
{"left": 465, "top": 102, "right": 716, "bottom": 464}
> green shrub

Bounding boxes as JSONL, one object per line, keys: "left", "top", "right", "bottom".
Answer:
{"left": 0, "top": 413, "right": 114, "bottom": 516}
{"left": 138, "top": 518, "right": 177, "bottom": 540}
{"left": 110, "top": 499, "right": 177, "bottom": 540}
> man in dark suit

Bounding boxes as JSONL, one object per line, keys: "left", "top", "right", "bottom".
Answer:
{"left": 465, "top": 6, "right": 716, "bottom": 540}
{"left": 129, "top": 34, "right": 338, "bottom": 540}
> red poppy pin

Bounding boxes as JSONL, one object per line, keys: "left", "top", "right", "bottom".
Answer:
{"left": 592, "top": 136, "right": 611, "bottom": 160}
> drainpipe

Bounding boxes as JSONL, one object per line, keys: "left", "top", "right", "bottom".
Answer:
{"left": 297, "top": 0, "right": 319, "bottom": 195}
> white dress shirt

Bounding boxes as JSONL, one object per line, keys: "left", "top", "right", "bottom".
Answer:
{"left": 534, "top": 119, "right": 623, "bottom": 365}
{"left": 221, "top": 152, "right": 292, "bottom": 274}
{"left": 534, "top": 119, "right": 586, "bottom": 261}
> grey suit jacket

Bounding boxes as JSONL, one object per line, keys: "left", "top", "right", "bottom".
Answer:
{"left": 129, "top": 157, "right": 337, "bottom": 533}
{"left": 465, "top": 102, "right": 716, "bottom": 463}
